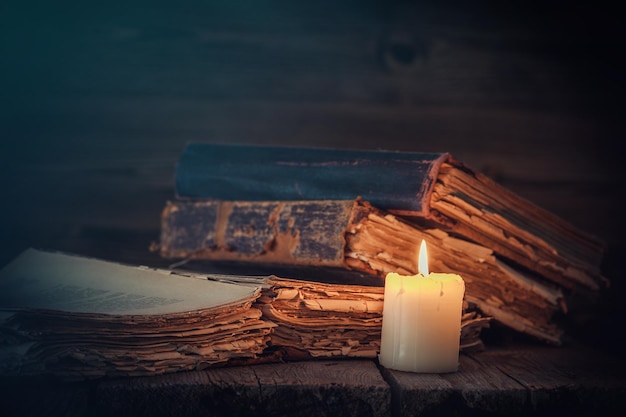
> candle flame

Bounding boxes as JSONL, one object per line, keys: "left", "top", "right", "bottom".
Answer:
{"left": 418, "top": 239, "right": 429, "bottom": 276}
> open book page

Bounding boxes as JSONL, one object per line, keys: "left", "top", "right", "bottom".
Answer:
{"left": 0, "top": 248, "right": 262, "bottom": 316}
{"left": 0, "top": 249, "right": 273, "bottom": 379}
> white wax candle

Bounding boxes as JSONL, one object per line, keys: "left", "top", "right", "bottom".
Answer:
{"left": 379, "top": 241, "right": 465, "bottom": 373}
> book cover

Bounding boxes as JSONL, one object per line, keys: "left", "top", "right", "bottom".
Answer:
{"left": 175, "top": 142, "right": 447, "bottom": 217}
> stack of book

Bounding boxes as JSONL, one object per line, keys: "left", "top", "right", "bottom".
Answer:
{"left": 158, "top": 143, "right": 608, "bottom": 346}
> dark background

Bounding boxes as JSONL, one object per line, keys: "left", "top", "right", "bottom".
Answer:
{"left": 1, "top": 1, "right": 624, "bottom": 349}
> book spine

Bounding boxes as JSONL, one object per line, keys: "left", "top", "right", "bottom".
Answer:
{"left": 160, "top": 199, "right": 357, "bottom": 267}
{"left": 174, "top": 143, "right": 449, "bottom": 217}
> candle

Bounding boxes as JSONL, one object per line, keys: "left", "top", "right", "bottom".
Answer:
{"left": 379, "top": 240, "right": 465, "bottom": 373}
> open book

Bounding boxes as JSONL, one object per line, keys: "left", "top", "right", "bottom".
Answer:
{"left": 0, "top": 248, "right": 272, "bottom": 379}
{"left": 0, "top": 248, "right": 489, "bottom": 380}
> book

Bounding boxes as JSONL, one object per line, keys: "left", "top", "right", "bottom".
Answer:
{"left": 255, "top": 277, "right": 490, "bottom": 360}
{"left": 0, "top": 248, "right": 488, "bottom": 380}
{"left": 0, "top": 248, "right": 274, "bottom": 380}
{"left": 173, "top": 142, "right": 608, "bottom": 295}
{"left": 158, "top": 198, "right": 563, "bottom": 345}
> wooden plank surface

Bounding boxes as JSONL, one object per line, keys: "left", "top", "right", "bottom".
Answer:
{"left": 384, "top": 342, "right": 626, "bottom": 416}
{"left": 96, "top": 360, "right": 390, "bottom": 417}
{"left": 384, "top": 353, "right": 528, "bottom": 416}
{"left": 2, "top": 342, "right": 625, "bottom": 417}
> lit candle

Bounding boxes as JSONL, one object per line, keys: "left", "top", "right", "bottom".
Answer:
{"left": 379, "top": 240, "right": 465, "bottom": 373}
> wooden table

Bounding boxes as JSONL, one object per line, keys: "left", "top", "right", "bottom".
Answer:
{"left": 2, "top": 340, "right": 625, "bottom": 417}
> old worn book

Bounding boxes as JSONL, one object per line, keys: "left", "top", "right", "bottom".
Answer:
{"left": 158, "top": 199, "right": 564, "bottom": 345}
{"left": 174, "top": 142, "right": 608, "bottom": 295}
{"left": 0, "top": 248, "right": 486, "bottom": 380}
{"left": 0, "top": 248, "right": 274, "bottom": 380}
{"left": 254, "top": 277, "right": 491, "bottom": 360}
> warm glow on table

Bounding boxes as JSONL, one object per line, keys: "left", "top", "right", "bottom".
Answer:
{"left": 379, "top": 240, "right": 465, "bottom": 373}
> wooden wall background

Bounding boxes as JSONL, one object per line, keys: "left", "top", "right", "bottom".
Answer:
{"left": 1, "top": 1, "right": 624, "bottom": 347}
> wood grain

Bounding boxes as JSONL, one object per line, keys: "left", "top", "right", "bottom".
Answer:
{"left": 3, "top": 342, "right": 624, "bottom": 417}
{"left": 96, "top": 360, "right": 390, "bottom": 417}
{"left": 383, "top": 342, "right": 626, "bottom": 416}
{"left": 470, "top": 343, "right": 626, "bottom": 416}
